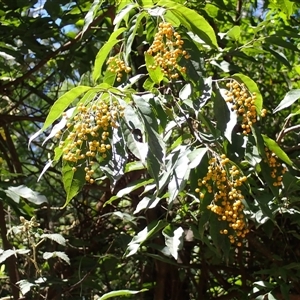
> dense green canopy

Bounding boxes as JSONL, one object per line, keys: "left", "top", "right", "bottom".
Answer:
{"left": 1, "top": 0, "right": 300, "bottom": 299}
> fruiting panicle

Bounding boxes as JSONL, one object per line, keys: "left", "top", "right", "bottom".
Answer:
{"left": 196, "top": 154, "right": 249, "bottom": 245}
{"left": 225, "top": 80, "right": 267, "bottom": 135}
{"left": 56, "top": 96, "right": 125, "bottom": 183}
{"left": 146, "top": 22, "right": 190, "bottom": 80}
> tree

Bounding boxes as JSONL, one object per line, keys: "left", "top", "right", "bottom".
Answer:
{"left": 1, "top": 0, "right": 300, "bottom": 299}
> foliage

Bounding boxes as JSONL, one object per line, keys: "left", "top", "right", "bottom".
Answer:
{"left": 1, "top": 0, "right": 300, "bottom": 299}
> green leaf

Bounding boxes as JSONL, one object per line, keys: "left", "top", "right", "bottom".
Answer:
{"left": 168, "top": 149, "right": 190, "bottom": 204}
{"left": 264, "top": 46, "right": 291, "bottom": 68}
{"left": 164, "top": 10, "right": 181, "bottom": 26}
{"left": 62, "top": 161, "right": 85, "bottom": 207}
{"left": 127, "top": 220, "right": 167, "bottom": 256}
{"left": 135, "top": 98, "right": 165, "bottom": 186}
{"left": 188, "top": 148, "right": 207, "bottom": 169}
{"left": 41, "top": 233, "right": 66, "bottom": 246}
{"left": 268, "top": 0, "right": 294, "bottom": 18}
{"left": 125, "top": 11, "right": 148, "bottom": 61}
{"left": 232, "top": 73, "right": 263, "bottom": 114}
{"left": 5, "top": 185, "right": 48, "bottom": 205}
{"left": 158, "top": 150, "right": 181, "bottom": 194}
{"left": 116, "top": 178, "right": 153, "bottom": 198}
{"left": 158, "top": 0, "right": 218, "bottom": 48}
{"left": 43, "top": 251, "right": 70, "bottom": 265}
{"left": 99, "top": 289, "right": 148, "bottom": 300}
{"left": 93, "top": 27, "right": 127, "bottom": 83}
{"left": 134, "top": 196, "right": 160, "bottom": 214}
{"left": 127, "top": 133, "right": 148, "bottom": 163}
{"left": 273, "top": 89, "right": 300, "bottom": 113}
{"left": 265, "top": 36, "right": 300, "bottom": 52}
{"left": 179, "top": 83, "right": 192, "bottom": 100}
{"left": 213, "top": 88, "right": 230, "bottom": 138}
{"left": 101, "top": 126, "right": 127, "bottom": 185}
{"left": 17, "top": 280, "right": 37, "bottom": 295}
{"left": 82, "top": 0, "right": 105, "bottom": 36}
{"left": 262, "top": 135, "right": 293, "bottom": 166}
{"left": 144, "top": 52, "right": 164, "bottom": 84}
{"left": 43, "top": 86, "right": 91, "bottom": 131}
{"left": 0, "top": 249, "right": 17, "bottom": 264}
{"left": 114, "top": 3, "right": 138, "bottom": 27}
{"left": 227, "top": 25, "right": 241, "bottom": 41}
{"left": 162, "top": 225, "right": 184, "bottom": 260}
{"left": 209, "top": 213, "right": 231, "bottom": 258}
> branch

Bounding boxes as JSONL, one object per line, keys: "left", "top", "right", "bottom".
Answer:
{"left": 2, "top": 125, "right": 23, "bottom": 175}
{"left": 276, "top": 117, "right": 291, "bottom": 144}
{"left": 280, "top": 124, "right": 300, "bottom": 139}
{"left": 235, "top": 0, "right": 243, "bottom": 24}
{"left": 0, "top": 5, "right": 115, "bottom": 93}
{"left": 0, "top": 115, "right": 45, "bottom": 125}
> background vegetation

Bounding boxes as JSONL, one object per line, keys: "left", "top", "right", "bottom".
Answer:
{"left": 1, "top": 0, "right": 300, "bottom": 299}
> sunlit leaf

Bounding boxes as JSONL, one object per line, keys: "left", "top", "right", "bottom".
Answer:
{"left": 134, "top": 196, "right": 160, "bottom": 214}
{"left": 227, "top": 25, "right": 241, "bottom": 41}
{"left": 273, "top": 89, "right": 300, "bottom": 113}
{"left": 5, "top": 185, "right": 48, "bottom": 205}
{"left": 162, "top": 225, "right": 184, "bottom": 260}
{"left": 145, "top": 52, "right": 164, "bottom": 84}
{"left": 43, "top": 251, "right": 70, "bottom": 265}
{"left": 99, "top": 289, "right": 148, "bottom": 300}
{"left": 0, "top": 249, "right": 15, "bottom": 264}
{"left": 62, "top": 161, "right": 85, "bottom": 207}
{"left": 82, "top": 0, "right": 105, "bottom": 36}
{"left": 179, "top": 83, "right": 192, "bottom": 100}
{"left": 114, "top": 3, "right": 138, "bottom": 26}
{"left": 158, "top": 0, "right": 218, "bottom": 48}
{"left": 168, "top": 150, "right": 190, "bottom": 204}
{"left": 262, "top": 135, "right": 293, "bottom": 166}
{"left": 188, "top": 148, "right": 207, "bottom": 169}
{"left": 126, "top": 220, "right": 167, "bottom": 256}
{"left": 41, "top": 233, "right": 66, "bottom": 246}
{"left": 93, "top": 27, "right": 127, "bottom": 82}
{"left": 42, "top": 86, "right": 91, "bottom": 131}
{"left": 17, "top": 279, "right": 37, "bottom": 295}
{"left": 116, "top": 178, "right": 153, "bottom": 198}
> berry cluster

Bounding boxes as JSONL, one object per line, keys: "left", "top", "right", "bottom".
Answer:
{"left": 225, "top": 80, "right": 267, "bottom": 135}
{"left": 107, "top": 56, "right": 132, "bottom": 82}
{"left": 146, "top": 22, "right": 190, "bottom": 80}
{"left": 264, "top": 148, "right": 286, "bottom": 187}
{"left": 196, "top": 155, "right": 249, "bottom": 246}
{"left": 57, "top": 97, "right": 124, "bottom": 183}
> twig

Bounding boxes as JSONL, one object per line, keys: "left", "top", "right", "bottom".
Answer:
{"left": 280, "top": 124, "right": 300, "bottom": 139}
{"left": 276, "top": 117, "right": 290, "bottom": 143}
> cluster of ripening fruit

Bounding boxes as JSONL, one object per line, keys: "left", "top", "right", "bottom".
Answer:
{"left": 264, "top": 148, "right": 287, "bottom": 187}
{"left": 107, "top": 56, "right": 132, "bottom": 82}
{"left": 146, "top": 22, "right": 190, "bottom": 80}
{"left": 224, "top": 80, "right": 267, "bottom": 135}
{"left": 57, "top": 99, "right": 124, "bottom": 183}
{"left": 195, "top": 155, "right": 249, "bottom": 246}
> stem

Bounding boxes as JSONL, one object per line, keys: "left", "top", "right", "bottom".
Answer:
{"left": 0, "top": 202, "right": 19, "bottom": 300}
{"left": 31, "top": 238, "right": 45, "bottom": 277}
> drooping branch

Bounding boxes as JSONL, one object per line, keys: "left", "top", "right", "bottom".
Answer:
{"left": 0, "top": 5, "right": 115, "bottom": 93}
{"left": 0, "top": 115, "right": 45, "bottom": 125}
